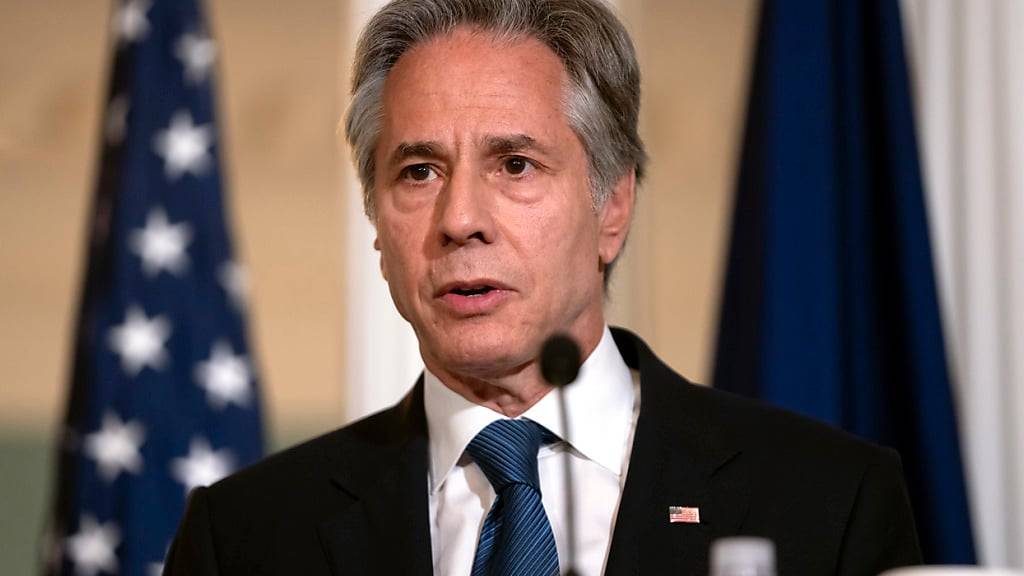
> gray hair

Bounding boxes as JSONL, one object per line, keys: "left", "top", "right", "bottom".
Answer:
{"left": 344, "top": 0, "right": 647, "bottom": 220}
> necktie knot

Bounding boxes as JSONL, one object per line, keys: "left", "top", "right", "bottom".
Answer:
{"left": 466, "top": 419, "right": 548, "bottom": 492}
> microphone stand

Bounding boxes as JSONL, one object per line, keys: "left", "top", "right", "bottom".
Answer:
{"left": 541, "top": 335, "right": 582, "bottom": 576}
{"left": 557, "top": 386, "right": 579, "bottom": 576}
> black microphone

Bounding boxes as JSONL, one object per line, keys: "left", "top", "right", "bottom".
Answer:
{"left": 540, "top": 334, "right": 582, "bottom": 576}
{"left": 541, "top": 334, "right": 582, "bottom": 386}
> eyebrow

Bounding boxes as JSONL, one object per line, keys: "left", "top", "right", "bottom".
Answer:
{"left": 481, "top": 134, "right": 545, "bottom": 155}
{"left": 388, "top": 141, "right": 444, "bottom": 167}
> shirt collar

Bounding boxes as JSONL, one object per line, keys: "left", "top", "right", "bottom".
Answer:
{"left": 424, "top": 325, "right": 635, "bottom": 493}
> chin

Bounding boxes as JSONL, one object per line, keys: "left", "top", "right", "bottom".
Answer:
{"left": 428, "top": 327, "right": 531, "bottom": 378}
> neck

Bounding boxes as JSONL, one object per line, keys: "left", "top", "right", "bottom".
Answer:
{"left": 435, "top": 363, "right": 554, "bottom": 418}
{"left": 426, "top": 323, "right": 605, "bottom": 418}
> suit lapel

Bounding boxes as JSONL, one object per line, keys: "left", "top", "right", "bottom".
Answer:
{"left": 605, "top": 329, "right": 751, "bottom": 576}
{"left": 317, "top": 379, "right": 433, "bottom": 576}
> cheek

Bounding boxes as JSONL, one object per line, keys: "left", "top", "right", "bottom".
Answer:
{"left": 379, "top": 226, "right": 422, "bottom": 289}
{"left": 516, "top": 203, "right": 600, "bottom": 278}
{"left": 378, "top": 234, "right": 425, "bottom": 323}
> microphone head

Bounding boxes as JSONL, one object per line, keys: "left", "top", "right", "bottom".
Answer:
{"left": 540, "top": 334, "right": 582, "bottom": 386}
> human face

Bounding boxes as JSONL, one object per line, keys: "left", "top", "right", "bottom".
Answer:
{"left": 373, "top": 28, "right": 634, "bottom": 385}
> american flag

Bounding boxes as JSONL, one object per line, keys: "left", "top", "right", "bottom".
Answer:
{"left": 45, "top": 1, "right": 264, "bottom": 574}
{"left": 668, "top": 506, "right": 701, "bottom": 524}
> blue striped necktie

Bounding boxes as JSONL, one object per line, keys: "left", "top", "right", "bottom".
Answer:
{"left": 467, "top": 419, "right": 560, "bottom": 576}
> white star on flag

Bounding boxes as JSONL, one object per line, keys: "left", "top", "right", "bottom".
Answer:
{"left": 218, "top": 260, "right": 249, "bottom": 309}
{"left": 104, "top": 94, "right": 130, "bottom": 145}
{"left": 107, "top": 306, "right": 172, "bottom": 376}
{"left": 129, "top": 208, "right": 193, "bottom": 277}
{"left": 65, "top": 515, "right": 120, "bottom": 576}
{"left": 112, "top": 0, "right": 151, "bottom": 44}
{"left": 195, "top": 340, "right": 253, "bottom": 409}
{"left": 175, "top": 32, "right": 217, "bottom": 84}
{"left": 84, "top": 412, "right": 145, "bottom": 482}
{"left": 153, "top": 110, "right": 213, "bottom": 180}
{"left": 171, "top": 437, "right": 234, "bottom": 494}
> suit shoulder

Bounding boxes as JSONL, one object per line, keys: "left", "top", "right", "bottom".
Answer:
{"left": 617, "top": 325, "right": 889, "bottom": 466}
{"left": 684, "top": 381, "right": 886, "bottom": 458}
{"left": 205, "top": 402, "right": 405, "bottom": 503}
{"left": 167, "top": 395, "right": 424, "bottom": 573}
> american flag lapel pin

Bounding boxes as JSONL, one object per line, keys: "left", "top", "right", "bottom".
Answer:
{"left": 668, "top": 506, "right": 701, "bottom": 524}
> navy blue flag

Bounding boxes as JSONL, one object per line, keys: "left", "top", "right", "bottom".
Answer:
{"left": 713, "top": 0, "right": 975, "bottom": 564}
{"left": 46, "top": 0, "right": 264, "bottom": 574}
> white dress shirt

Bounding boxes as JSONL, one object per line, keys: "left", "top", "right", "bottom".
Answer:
{"left": 424, "top": 326, "right": 639, "bottom": 576}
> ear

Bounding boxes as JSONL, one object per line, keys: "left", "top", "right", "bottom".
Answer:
{"left": 597, "top": 169, "right": 636, "bottom": 265}
{"left": 373, "top": 236, "right": 388, "bottom": 282}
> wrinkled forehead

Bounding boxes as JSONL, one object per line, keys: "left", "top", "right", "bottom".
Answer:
{"left": 377, "top": 27, "right": 575, "bottom": 150}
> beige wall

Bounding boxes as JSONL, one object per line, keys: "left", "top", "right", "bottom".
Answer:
{"left": 1, "top": 0, "right": 108, "bottom": 431}
{"left": 610, "top": 0, "right": 757, "bottom": 383}
{"left": 0, "top": 0, "right": 756, "bottom": 439}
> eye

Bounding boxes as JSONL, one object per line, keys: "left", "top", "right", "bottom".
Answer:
{"left": 402, "top": 164, "right": 438, "bottom": 182}
{"left": 502, "top": 156, "right": 533, "bottom": 176}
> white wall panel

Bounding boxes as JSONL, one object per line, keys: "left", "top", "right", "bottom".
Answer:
{"left": 902, "top": 0, "right": 1024, "bottom": 566}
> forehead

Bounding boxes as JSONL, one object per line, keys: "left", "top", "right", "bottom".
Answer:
{"left": 379, "top": 27, "right": 571, "bottom": 145}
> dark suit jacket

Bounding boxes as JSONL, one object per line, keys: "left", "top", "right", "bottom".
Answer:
{"left": 165, "top": 328, "right": 921, "bottom": 575}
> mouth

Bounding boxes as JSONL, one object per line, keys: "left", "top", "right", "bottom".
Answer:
{"left": 435, "top": 279, "right": 513, "bottom": 315}
{"left": 436, "top": 279, "right": 510, "bottom": 298}
{"left": 450, "top": 285, "right": 496, "bottom": 297}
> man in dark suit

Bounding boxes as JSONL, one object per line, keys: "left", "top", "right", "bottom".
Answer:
{"left": 166, "top": 0, "right": 922, "bottom": 574}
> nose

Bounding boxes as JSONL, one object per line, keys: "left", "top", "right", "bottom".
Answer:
{"left": 435, "top": 167, "right": 495, "bottom": 247}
